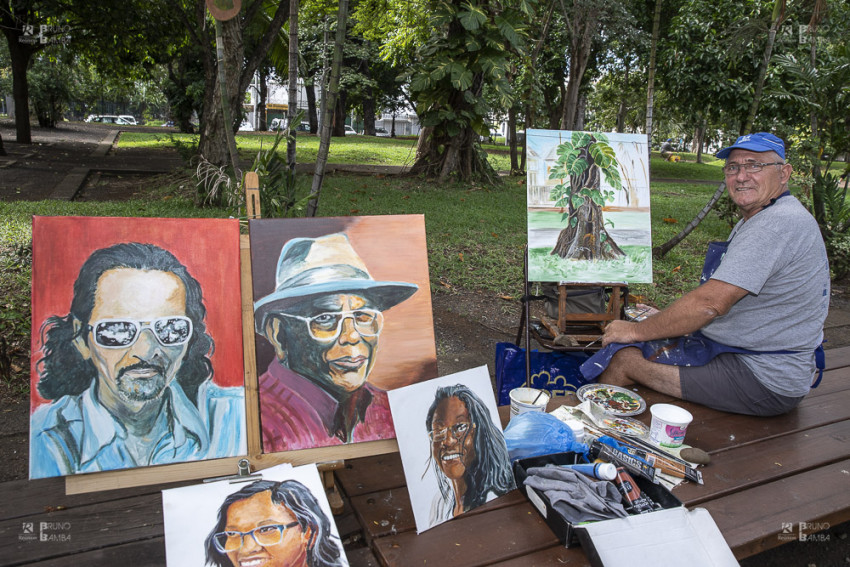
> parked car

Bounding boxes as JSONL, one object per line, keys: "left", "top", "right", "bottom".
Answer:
{"left": 269, "top": 118, "right": 286, "bottom": 131}
{"left": 295, "top": 122, "right": 311, "bottom": 132}
{"left": 374, "top": 127, "right": 391, "bottom": 137}
{"left": 239, "top": 119, "right": 255, "bottom": 131}
{"left": 118, "top": 115, "right": 137, "bottom": 125}
{"left": 87, "top": 115, "right": 133, "bottom": 125}
{"left": 344, "top": 125, "right": 359, "bottom": 136}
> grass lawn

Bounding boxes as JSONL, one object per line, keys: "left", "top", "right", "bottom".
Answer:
{"left": 0, "top": 136, "right": 745, "bottom": 394}
{"left": 118, "top": 132, "right": 517, "bottom": 173}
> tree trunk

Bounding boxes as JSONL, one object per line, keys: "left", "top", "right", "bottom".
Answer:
{"left": 508, "top": 105, "right": 519, "bottom": 173}
{"left": 550, "top": 200, "right": 625, "bottom": 261}
{"left": 645, "top": 0, "right": 662, "bottom": 162}
{"left": 308, "top": 0, "right": 349, "bottom": 217}
{"left": 333, "top": 92, "right": 347, "bottom": 136}
{"left": 616, "top": 64, "right": 630, "bottom": 133}
{"left": 287, "top": 0, "right": 299, "bottom": 169}
{"left": 305, "top": 79, "right": 318, "bottom": 133}
{"left": 198, "top": 17, "right": 242, "bottom": 174}
{"left": 743, "top": 1, "right": 785, "bottom": 135}
{"left": 695, "top": 122, "right": 705, "bottom": 163}
{"left": 653, "top": 182, "right": 727, "bottom": 258}
{"left": 559, "top": 2, "right": 596, "bottom": 130}
{"left": 7, "top": 36, "right": 35, "bottom": 144}
{"left": 258, "top": 67, "right": 268, "bottom": 132}
{"left": 362, "top": 81, "right": 376, "bottom": 136}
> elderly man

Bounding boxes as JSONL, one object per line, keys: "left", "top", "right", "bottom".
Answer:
{"left": 30, "top": 243, "right": 245, "bottom": 478}
{"left": 583, "top": 132, "right": 829, "bottom": 416}
{"left": 254, "top": 233, "right": 418, "bottom": 452}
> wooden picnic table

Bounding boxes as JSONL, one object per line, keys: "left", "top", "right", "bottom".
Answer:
{"left": 2, "top": 345, "right": 850, "bottom": 566}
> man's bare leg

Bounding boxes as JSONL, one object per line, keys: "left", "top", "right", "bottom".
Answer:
{"left": 597, "top": 347, "right": 683, "bottom": 398}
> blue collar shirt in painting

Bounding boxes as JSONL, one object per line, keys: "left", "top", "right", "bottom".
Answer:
{"left": 29, "top": 380, "right": 245, "bottom": 479}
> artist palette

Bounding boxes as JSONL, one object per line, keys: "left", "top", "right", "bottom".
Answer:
{"left": 597, "top": 415, "right": 649, "bottom": 438}
{"left": 577, "top": 384, "right": 646, "bottom": 417}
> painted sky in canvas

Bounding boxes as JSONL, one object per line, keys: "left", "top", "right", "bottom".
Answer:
{"left": 29, "top": 216, "right": 246, "bottom": 479}
{"left": 526, "top": 130, "right": 653, "bottom": 283}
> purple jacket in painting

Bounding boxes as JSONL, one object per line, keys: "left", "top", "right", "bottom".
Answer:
{"left": 259, "top": 360, "right": 395, "bottom": 453}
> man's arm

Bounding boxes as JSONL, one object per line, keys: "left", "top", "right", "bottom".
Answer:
{"left": 602, "top": 279, "right": 749, "bottom": 346}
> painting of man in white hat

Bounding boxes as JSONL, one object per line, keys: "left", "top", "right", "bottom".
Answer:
{"left": 250, "top": 215, "right": 437, "bottom": 453}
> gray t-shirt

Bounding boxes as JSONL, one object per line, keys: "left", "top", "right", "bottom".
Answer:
{"left": 701, "top": 195, "right": 830, "bottom": 397}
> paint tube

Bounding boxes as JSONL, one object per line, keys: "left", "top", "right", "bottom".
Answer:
{"left": 618, "top": 445, "right": 703, "bottom": 485}
{"left": 591, "top": 440, "right": 657, "bottom": 483}
{"left": 614, "top": 467, "right": 659, "bottom": 514}
{"left": 560, "top": 462, "right": 617, "bottom": 481}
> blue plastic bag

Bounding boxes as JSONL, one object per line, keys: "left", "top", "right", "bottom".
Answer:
{"left": 503, "top": 411, "right": 589, "bottom": 462}
{"left": 495, "top": 342, "right": 591, "bottom": 406}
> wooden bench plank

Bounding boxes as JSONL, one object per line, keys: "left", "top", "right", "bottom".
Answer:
{"left": 0, "top": 493, "right": 165, "bottom": 564}
{"left": 489, "top": 545, "right": 591, "bottom": 566}
{"left": 0, "top": 477, "right": 188, "bottom": 522}
{"left": 701, "top": 458, "right": 850, "bottom": 559}
{"left": 682, "top": 388, "right": 850, "bottom": 454}
{"left": 372, "top": 501, "right": 561, "bottom": 567}
{"left": 803, "top": 367, "right": 848, "bottom": 398}
{"left": 674, "top": 420, "right": 850, "bottom": 505}
{"left": 345, "top": 546, "right": 382, "bottom": 567}
{"left": 335, "top": 453, "right": 406, "bottom": 498}
{"left": 350, "top": 488, "right": 527, "bottom": 541}
{"left": 24, "top": 538, "right": 165, "bottom": 567}
{"left": 824, "top": 345, "right": 850, "bottom": 370}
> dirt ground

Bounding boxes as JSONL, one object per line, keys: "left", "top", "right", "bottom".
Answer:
{"left": 1, "top": 121, "right": 848, "bottom": 565}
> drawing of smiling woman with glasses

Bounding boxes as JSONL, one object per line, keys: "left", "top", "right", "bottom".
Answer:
{"left": 425, "top": 384, "right": 515, "bottom": 523}
{"left": 205, "top": 479, "right": 346, "bottom": 567}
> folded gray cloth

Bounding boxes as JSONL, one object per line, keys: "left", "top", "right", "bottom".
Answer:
{"left": 524, "top": 464, "right": 628, "bottom": 524}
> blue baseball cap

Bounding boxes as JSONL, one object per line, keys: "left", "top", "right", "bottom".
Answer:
{"left": 716, "top": 132, "right": 785, "bottom": 160}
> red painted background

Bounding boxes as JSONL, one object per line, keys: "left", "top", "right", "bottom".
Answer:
{"left": 30, "top": 216, "right": 245, "bottom": 411}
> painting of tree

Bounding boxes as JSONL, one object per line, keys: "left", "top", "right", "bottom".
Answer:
{"left": 548, "top": 132, "right": 627, "bottom": 261}
{"left": 527, "top": 130, "right": 652, "bottom": 284}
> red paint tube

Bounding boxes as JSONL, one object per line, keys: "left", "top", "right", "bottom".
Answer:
{"left": 614, "top": 467, "right": 657, "bottom": 514}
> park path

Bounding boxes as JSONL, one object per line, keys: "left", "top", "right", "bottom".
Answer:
{"left": 0, "top": 121, "right": 409, "bottom": 201}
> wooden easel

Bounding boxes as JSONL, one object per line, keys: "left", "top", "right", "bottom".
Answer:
{"left": 516, "top": 247, "right": 627, "bottom": 356}
{"left": 66, "top": 174, "right": 394, "bottom": 510}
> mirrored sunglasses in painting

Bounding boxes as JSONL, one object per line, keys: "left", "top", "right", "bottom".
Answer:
{"left": 89, "top": 316, "right": 193, "bottom": 348}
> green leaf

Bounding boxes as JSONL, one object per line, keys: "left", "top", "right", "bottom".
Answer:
{"left": 568, "top": 158, "right": 588, "bottom": 178}
{"left": 571, "top": 194, "right": 584, "bottom": 209}
{"left": 458, "top": 4, "right": 487, "bottom": 31}
{"left": 572, "top": 131, "right": 591, "bottom": 148}
{"left": 495, "top": 16, "right": 521, "bottom": 48}
{"left": 556, "top": 141, "right": 575, "bottom": 156}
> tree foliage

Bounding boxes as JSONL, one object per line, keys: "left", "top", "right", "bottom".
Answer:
{"left": 407, "top": 0, "right": 532, "bottom": 182}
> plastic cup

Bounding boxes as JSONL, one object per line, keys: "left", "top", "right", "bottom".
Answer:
{"left": 509, "top": 387, "right": 550, "bottom": 418}
{"left": 649, "top": 403, "right": 693, "bottom": 448}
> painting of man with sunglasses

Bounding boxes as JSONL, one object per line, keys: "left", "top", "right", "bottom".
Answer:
{"left": 251, "top": 216, "right": 436, "bottom": 453}
{"left": 30, "top": 218, "right": 246, "bottom": 479}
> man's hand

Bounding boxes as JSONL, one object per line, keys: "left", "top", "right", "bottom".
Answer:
{"left": 602, "top": 319, "right": 640, "bottom": 346}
